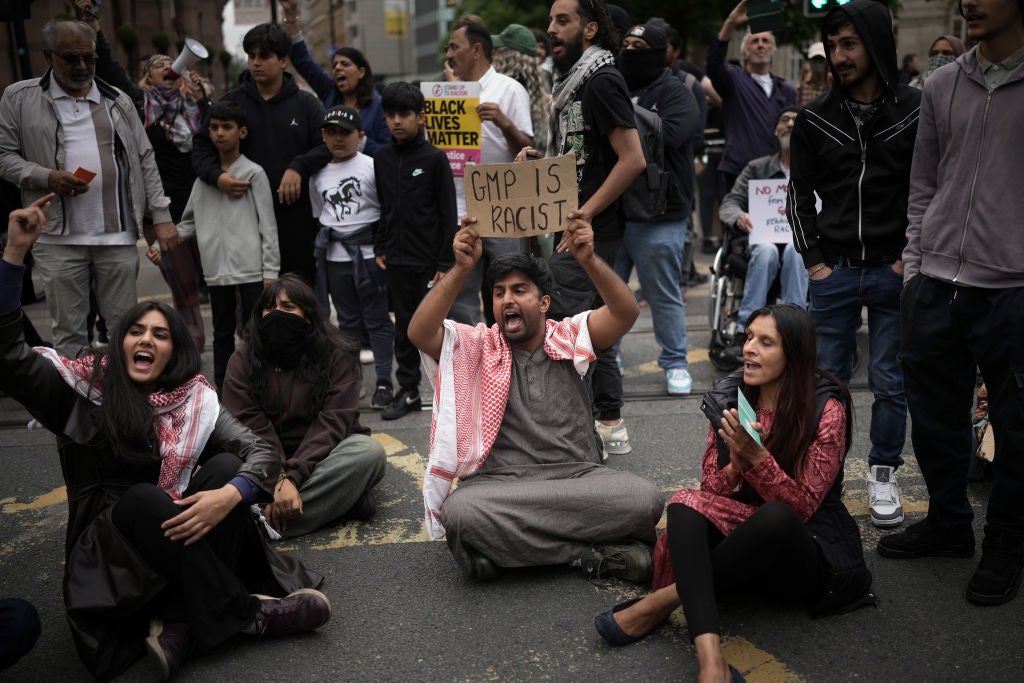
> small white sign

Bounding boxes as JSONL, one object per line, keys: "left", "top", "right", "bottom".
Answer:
{"left": 747, "top": 178, "right": 793, "bottom": 245}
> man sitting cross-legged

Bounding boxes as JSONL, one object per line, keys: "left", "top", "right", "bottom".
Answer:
{"left": 408, "top": 217, "right": 664, "bottom": 581}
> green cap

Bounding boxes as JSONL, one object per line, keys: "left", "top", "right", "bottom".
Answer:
{"left": 492, "top": 24, "right": 537, "bottom": 58}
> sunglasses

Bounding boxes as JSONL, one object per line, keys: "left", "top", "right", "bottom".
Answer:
{"left": 53, "top": 52, "right": 98, "bottom": 66}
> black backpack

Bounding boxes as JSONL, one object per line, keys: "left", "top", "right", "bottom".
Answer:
{"left": 619, "top": 102, "right": 670, "bottom": 223}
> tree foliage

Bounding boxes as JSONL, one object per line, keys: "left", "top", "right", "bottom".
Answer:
{"left": 452, "top": 0, "right": 901, "bottom": 54}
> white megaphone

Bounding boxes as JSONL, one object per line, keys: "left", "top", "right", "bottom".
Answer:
{"left": 168, "top": 38, "right": 209, "bottom": 79}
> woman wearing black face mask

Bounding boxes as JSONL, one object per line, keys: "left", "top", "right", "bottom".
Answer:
{"left": 222, "top": 275, "right": 387, "bottom": 538}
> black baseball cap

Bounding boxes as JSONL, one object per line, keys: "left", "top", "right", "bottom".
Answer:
{"left": 321, "top": 105, "right": 362, "bottom": 132}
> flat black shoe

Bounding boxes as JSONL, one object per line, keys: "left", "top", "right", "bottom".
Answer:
{"left": 877, "top": 519, "right": 974, "bottom": 559}
{"left": 594, "top": 598, "right": 650, "bottom": 646}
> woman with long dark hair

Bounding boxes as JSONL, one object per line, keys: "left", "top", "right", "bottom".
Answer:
{"left": 0, "top": 197, "right": 330, "bottom": 680}
{"left": 594, "top": 304, "right": 874, "bottom": 682}
{"left": 222, "top": 275, "right": 386, "bottom": 538}
{"left": 277, "top": 0, "right": 389, "bottom": 156}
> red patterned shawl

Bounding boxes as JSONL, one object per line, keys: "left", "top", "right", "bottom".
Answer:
{"left": 419, "top": 313, "right": 596, "bottom": 540}
{"left": 34, "top": 347, "right": 220, "bottom": 500}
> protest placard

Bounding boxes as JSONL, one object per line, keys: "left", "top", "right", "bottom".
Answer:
{"left": 421, "top": 81, "right": 481, "bottom": 178}
{"left": 748, "top": 178, "right": 793, "bottom": 244}
{"left": 464, "top": 154, "right": 578, "bottom": 238}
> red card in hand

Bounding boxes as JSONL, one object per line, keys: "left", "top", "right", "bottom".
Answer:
{"left": 73, "top": 167, "right": 96, "bottom": 183}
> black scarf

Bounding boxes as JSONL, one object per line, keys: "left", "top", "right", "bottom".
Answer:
{"left": 258, "top": 310, "right": 311, "bottom": 370}
{"left": 618, "top": 48, "right": 666, "bottom": 91}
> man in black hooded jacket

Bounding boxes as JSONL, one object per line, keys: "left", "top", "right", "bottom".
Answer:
{"left": 786, "top": 0, "right": 920, "bottom": 530}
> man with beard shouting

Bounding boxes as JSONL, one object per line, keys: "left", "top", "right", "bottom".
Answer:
{"left": 407, "top": 218, "right": 664, "bottom": 582}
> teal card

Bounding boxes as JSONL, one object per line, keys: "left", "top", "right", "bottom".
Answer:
{"left": 737, "top": 389, "right": 762, "bottom": 445}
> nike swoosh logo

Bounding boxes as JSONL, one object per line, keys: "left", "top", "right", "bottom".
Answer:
{"left": 411, "top": 169, "right": 424, "bottom": 176}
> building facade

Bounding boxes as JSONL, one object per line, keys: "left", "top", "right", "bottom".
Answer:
{"left": 2, "top": 0, "right": 228, "bottom": 89}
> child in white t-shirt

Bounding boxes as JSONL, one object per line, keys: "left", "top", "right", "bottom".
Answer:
{"left": 311, "top": 106, "right": 395, "bottom": 409}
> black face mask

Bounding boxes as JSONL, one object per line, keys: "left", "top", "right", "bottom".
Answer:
{"left": 258, "top": 310, "right": 311, "bottom": 370}
{"left": 618, "top": 47, "right": 665, "bottom": 91}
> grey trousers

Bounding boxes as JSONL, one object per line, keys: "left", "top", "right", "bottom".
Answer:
{"left": 280, "top": 434, "right": 387, "bottom": 539}
{"left": 32, "top": 243, "right": 139, "bottom": 358}
{"left": 440, "top": 462, "right": 664, "bottom": 573}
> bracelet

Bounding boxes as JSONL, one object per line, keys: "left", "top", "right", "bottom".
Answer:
{"left": 283, "top": 16, "right": 299, "bottom": 24}
{"left": 808, "top": 264, "right": 827, "bottom": 277}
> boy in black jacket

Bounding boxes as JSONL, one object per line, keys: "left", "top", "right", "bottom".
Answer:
{"left": 192, "top": 23, "right": 329, "bottom": 284}
{"left": 373, "top": 82, "right": 457, "bottom": 420}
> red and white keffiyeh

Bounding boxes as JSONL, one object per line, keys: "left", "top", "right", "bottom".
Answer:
{"left": 419, "top": 312, "right": 596, "bottom": 539}
{"left": 34, "top": 347, "right": 220, "bottom": 500}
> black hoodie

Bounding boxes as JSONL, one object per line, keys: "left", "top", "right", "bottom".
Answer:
{"left": 787, "top": 0, "right": 921, "bottom": 269}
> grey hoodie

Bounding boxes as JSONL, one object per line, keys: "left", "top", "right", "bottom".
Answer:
{"left": 903, "top": 48, "right": 1024, "bottom": 287}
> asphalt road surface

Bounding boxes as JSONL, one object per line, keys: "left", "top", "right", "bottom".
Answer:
{"left": 1, "top": 246, "right": 1021, "bottom": 681}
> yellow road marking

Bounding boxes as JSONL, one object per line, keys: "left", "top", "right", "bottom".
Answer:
{"left": 725, "top": 636, "right": 804, "bottom": 682}
{"left": 0, "top": 486, "right": 66, "bottom": 513}
{"left": 621, "top": 349, "right": 710, "bottom": 378}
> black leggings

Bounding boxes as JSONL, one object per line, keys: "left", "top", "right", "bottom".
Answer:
{"left": 109, "top": 453, "right": 261, "bottom": 651}
{"left": 666, "top": 502, "right": 821, "bottom": 639}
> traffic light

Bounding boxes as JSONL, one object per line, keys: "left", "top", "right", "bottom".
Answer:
{"left": 803, "top": 0, "right": 852, "bottom": 19}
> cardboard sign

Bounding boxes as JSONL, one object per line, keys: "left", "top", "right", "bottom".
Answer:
{"left": 421, "top": 81, "right": 481, "bottom": 178}
{"left": 464, "top": 154, "right": 578, "bottom": 238}
{"left": 747, "top": 179, "right": 793, "bottom": 245}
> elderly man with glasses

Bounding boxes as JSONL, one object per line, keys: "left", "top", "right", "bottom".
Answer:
{"left": 0, "top": 18, "right": 176, "bottom": 357}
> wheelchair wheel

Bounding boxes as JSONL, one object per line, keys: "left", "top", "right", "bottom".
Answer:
{"left": 707, "top": 249, "right": 744, "bottom": 373}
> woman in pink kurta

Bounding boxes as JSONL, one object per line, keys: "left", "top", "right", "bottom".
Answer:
{"left": 594, "top": 304, "right": 872, "bottom": 683}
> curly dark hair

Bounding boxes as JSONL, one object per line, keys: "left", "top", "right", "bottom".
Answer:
{"left": 576, "top": 0, "right": 619, "bottom": 52}
{"left": 487, "top": 252, "right": 555, "bottom": 297}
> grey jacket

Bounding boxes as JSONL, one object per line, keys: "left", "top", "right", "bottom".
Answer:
{"left": 904, "top": 47, "right": 1024, "bottom": 287}
{"left": 0, "top": 70, "right": 171, "bottom": 235}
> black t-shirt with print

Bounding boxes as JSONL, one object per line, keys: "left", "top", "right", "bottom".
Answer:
{"left": 565, "top": 67, "right": 636, "bottom": 242}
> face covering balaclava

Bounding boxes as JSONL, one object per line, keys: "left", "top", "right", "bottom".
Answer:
{"left": 258, "top": 309, "right": 311, "bottom": 370}
{"left": 925, "top": 53, "right": 956, "bottom": 78}
{"left": 618, "top": 47, "right": 665, "bottom": 91}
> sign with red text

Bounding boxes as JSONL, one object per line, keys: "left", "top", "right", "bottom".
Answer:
{"left": 748, "top": 179, "right": 793, "bottom": 245}
{"left": 464, "top": 154, "right": 578, "bottom": 238}
{"left": 421, "top": 81, "right": 481, "bottom": 178}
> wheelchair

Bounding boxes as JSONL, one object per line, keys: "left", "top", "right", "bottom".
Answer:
{"left": 706, "top": 226, "right": 781, "bottom": 372}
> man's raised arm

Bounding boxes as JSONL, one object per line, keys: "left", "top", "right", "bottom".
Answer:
{"left": 557, "top": 218, "right": 639, "bottom": 351}
{"left": 407, "top": 220, "right": 484, "bottom": 360}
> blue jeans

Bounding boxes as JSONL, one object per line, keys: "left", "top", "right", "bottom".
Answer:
{"left": 737, "top": 242, "right": 809, "bottom": 331}
{"left": 613, "top": 218, "right": 688, "bottom": 370}
{"left": 809, "top": 262, "right": 906, "bottom": 468}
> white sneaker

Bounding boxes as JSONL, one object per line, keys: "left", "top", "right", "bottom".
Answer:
{"left": 867, "top": 465, "right": 904, "bottom": 528}
{"left": 666, "top": 368, "right": 692, "bottom": 395}
{"left": 359, "top": 349, "right": 374, "bottom": 364}
{"left": 595, "top": 419, "right": 632, "bottom": 458}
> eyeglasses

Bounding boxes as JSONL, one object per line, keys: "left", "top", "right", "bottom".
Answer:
{"left": 53, "top": 52, "right": 98, "bottom": 66}
{"left": 777, "top": 114, "right": 799, "bottom": 124}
